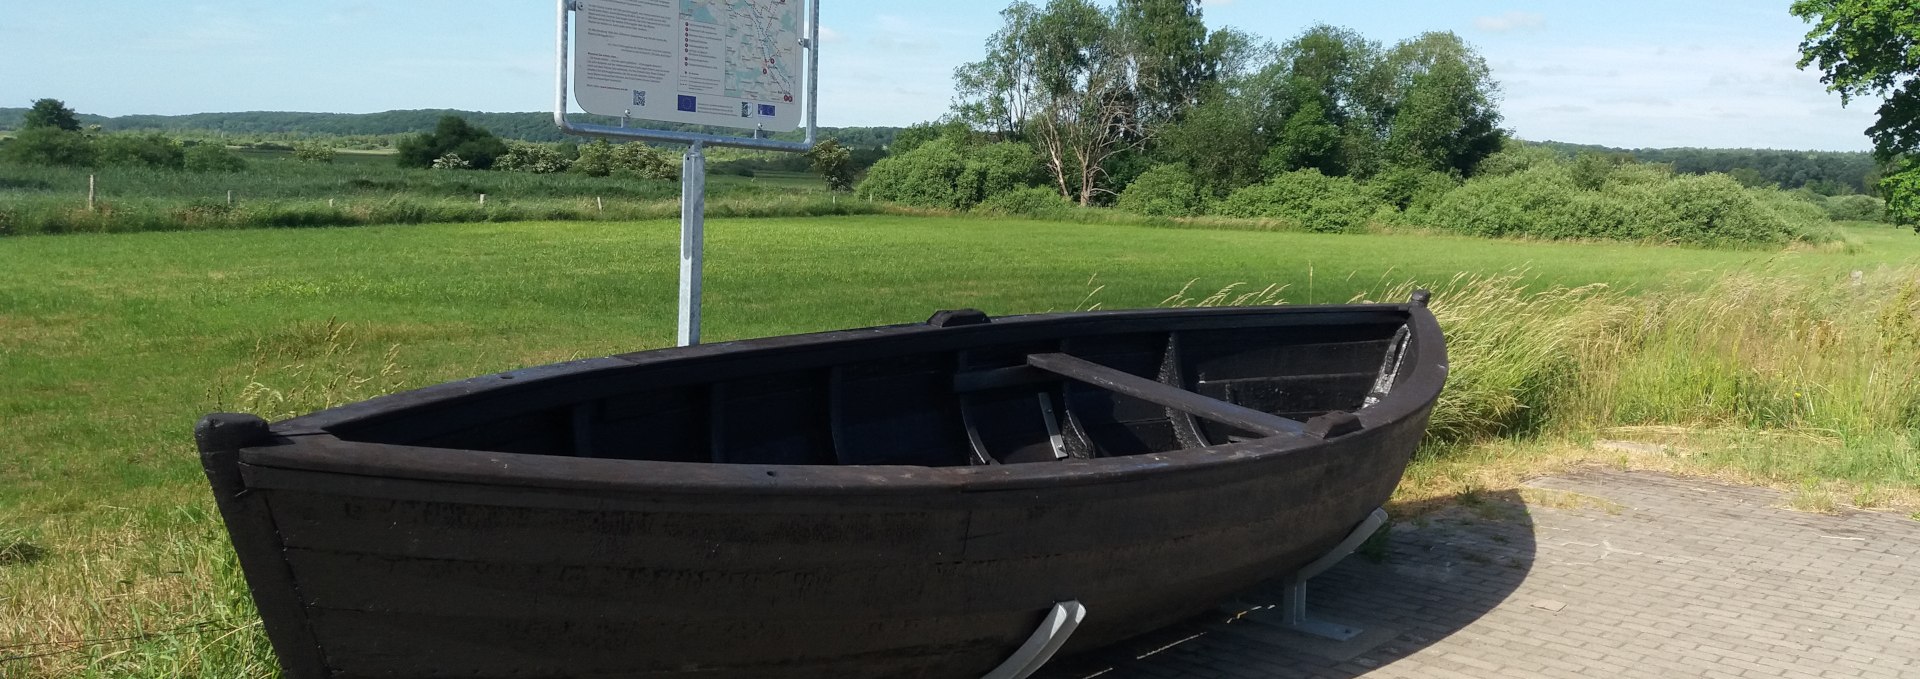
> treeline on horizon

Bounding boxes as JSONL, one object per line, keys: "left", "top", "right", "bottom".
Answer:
{"left": 0, "top": 106, "right": 1885, "bottom": 194}
{"left": 0, "top": 107, "right": 901, "bottom": 150}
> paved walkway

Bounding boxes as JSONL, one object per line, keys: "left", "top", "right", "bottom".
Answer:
{"left": 1037, "top": 470, "right": 1920, "bottom": 679}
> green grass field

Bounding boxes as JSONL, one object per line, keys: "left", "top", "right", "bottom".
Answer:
{"left": 2, "top": 216, "right": 1917, "bottom": 676}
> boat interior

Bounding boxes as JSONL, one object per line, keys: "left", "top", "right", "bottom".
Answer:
{"left": 329, "top": 314, "right": 1415, "bottom": 467}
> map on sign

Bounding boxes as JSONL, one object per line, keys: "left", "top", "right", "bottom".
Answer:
{"left": 574, "top": 0, "right": 805, "bottom": 132}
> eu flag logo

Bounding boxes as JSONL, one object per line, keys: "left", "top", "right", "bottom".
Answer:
{"left": 677, "top": 95, "right": 697, "bottom": 112}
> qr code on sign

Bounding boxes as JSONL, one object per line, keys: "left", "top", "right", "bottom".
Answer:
{"left": 632, "top": 90, "right": 647, "bottom": 106}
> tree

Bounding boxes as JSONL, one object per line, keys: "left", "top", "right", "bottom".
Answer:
{"left": 1374, "top": 32, "right": 1505, "bottom": 177}
{"left": 954, "top": 0, "right": 1147, "bottom": 205}
{"left": 1262, "top": 26, "right": 1379, "bottom": 176}
{"left": 806, "top": 139, "right": 856, "bottom": 191}
{"left": 1114, "top": 0, "right": 1215, "bottom": 123}
{"left": 1792, "top": 0, "right": 1920, "bottom": 226}
{"left": 397, "top": 116, "right": 508, "bottom": 170}
{"left": 21, "top": 99, "right": 81, "bottom": 132}
{"left": 1155, "top": 90, "right": 1267, "bottom": 196}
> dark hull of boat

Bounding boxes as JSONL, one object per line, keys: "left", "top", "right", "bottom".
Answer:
{"left": 198, "top": 302, "right": 1446, "bottom": 679}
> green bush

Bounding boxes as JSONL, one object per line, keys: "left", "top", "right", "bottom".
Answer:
{"left": 1600, "top": 162, "right": 1674, "bottom": 188}
{"left": 397, "top": 116, "right": 508, "bottom": 170}
{"left": 292, "top": 142, "right": 337, "bottom": 164}
{"left": 1823, "top": 194, "right": 1887, "bottom": 222}
{"left": 1425, "top": 167, "right": 1824, "bottom": 247}
{"left": 1369, "top": 166, "right": 1459, "bottom": 213}
{"left": 183, "top": 144, "right": 248, "bottom": 173}
{"left": 975, "top": 186, "right": 1073, "bottom": 217}
{"left": 0, "top": 128, "right": 96, "bottom": 167}
{"left": 1473, "top": 143, "right": 1559, "bottom": 178}
{"left": 570, "top": 140, "right": 618, "bottom": 177}
{"left": 1654, "top": 174, "right": 1802, "bottom": 245}
{"left": 1422, "top": 168, "right": 1579, "bottom": 238}
{"left": 960, "top": 142, "right": 1043, "bottom": 204}
{"left": 494, "top": 142, "right": 570, "bottom": 174}
{"left": 859, "top": 139, "right": 968, "bottom": 208}
{"left": 1118, "top": 164, "right": 1204, "bottom": 217}
{"left": 856, "top": 138, "right": 1040, "bottom": 210}
{"left": 97, "top": 133, "right": 186, "bottom": 170}
{"left": 611, "top": 143, "right": 679, "bottom": 181}
{"left": 1215, "top": 169, "right": 1382, "bottom": 233}
{"left": 567, "top": 140, "right": 677, "bottom": 179}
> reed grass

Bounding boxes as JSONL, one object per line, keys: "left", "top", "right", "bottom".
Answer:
{"left": 1325, "top": 267, "right": 1920, "bottom": 511}
{"left": 0, "top": 160, "right": 862, "bottom": 236}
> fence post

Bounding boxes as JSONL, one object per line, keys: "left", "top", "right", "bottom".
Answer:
{"left": 480, "top": 193, "right": 487, "bottom": 207}
{"left": 88, "top": 174, "right": 96, "bottom": 211}
{"left": 227, "top": 190, "right": 234, "bottom": 207}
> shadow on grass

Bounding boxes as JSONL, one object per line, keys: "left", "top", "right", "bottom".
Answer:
{"left": 1038, "top": 489, "right": 1536, "bottom": 678}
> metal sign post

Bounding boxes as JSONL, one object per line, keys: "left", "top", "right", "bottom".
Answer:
{"left": 678, "top": 142, "right": 705, "bottom": 347}
{"left": 555, "top": 0, "right": 819, "bottom": 346}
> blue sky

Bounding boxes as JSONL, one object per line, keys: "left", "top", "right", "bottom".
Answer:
{"left": 0, "top": 1, "right": 1883, "bottom": 150}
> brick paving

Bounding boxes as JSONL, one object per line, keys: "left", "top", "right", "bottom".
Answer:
{"left": 1037, "top": 469, "right": 1920, "bottom": 678}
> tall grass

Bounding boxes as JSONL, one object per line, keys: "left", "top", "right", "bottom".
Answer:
{"left": 1379, "top": 268, "right": 1920, "bottom": 487}
{"left": 0, "top": 501, "right": 275, "bottom": 677}
{"left": 1182, "top": 265, "right": 1920, "bottom": 490}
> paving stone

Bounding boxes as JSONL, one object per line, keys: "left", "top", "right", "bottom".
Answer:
{"left": 1035, "top": 470, "right": 1920, "bottom": 679}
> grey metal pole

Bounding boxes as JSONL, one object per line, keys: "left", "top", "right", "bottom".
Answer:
{"left": 805, "top": 0, "right": 820, "bottom": 146}
{"left": 677, "top": 141, "right": 707, "bottom": 347}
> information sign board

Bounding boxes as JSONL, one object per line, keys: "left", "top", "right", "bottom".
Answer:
{"left": 573, "top": 0, "right": 805, "bottom": 132}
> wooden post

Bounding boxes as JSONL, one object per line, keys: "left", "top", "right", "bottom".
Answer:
{"left": 227, "top": 190, "right": 234, "bottom": 207}
{"left": 480, "top": 193, "right": 487, "bottom": 207}
{"left": 87, "top": 174, "right": 95, "bottom": 211}
{"left": 596, "top": 196, "right": 604, "bottom": 212}
{"left": 328, "top": 198, "right": 335, "bottom": 208}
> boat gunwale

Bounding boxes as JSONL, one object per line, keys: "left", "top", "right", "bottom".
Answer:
{"left": 238, "top": 302, "right": 1447, "bottom": 495}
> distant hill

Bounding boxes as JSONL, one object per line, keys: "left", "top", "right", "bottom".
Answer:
{"left": 0, "top": 107, "right": 1881, "bottom": 193}
{"left": 0, "top": 108, "right": 902, "bottom": 148}
{"left": 1532, "top": 140, "right": 1879, "bottom": 194}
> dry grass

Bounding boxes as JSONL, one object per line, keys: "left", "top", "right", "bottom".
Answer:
{"left": 1177, "top": 266, "right": 1920, "bottom": 519}
{"left": 0, "top": 498, "right": 274, "bottom": 677}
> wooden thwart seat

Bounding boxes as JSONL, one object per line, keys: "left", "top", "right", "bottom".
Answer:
{"left": 1024, "top": 353, "right": 1311, "bottom": 440}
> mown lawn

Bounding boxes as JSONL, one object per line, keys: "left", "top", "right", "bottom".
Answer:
{"left": 0, "top": 216, "right": 1915, "bottom": 676}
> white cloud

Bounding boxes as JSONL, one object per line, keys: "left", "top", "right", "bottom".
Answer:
{"left": 1475, "top": 11, "right": 1547, "bottom": 33}
{"left": 1495, "top": 42, "right": 1880, "bottom": 149}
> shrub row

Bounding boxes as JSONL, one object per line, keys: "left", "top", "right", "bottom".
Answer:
{"left": 1424, "top": 166, "right": 1831, "bottom": 247}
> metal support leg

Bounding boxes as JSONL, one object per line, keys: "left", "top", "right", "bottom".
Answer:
{"left": 981, "top": 600, "right": 1086, "bottom": 679}
{"left": 1279, "top": 508, "right": 1388, "bottom": 641}
{"left": 677, "top": 141, "right": 706, "bottom": 347}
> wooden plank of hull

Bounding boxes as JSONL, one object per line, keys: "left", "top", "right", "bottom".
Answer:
{"left": 241, "top": 408, "right": 1430, "bottom": 679}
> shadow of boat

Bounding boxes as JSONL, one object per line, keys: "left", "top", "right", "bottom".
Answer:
{"left": 1036, "top": 489, "right": 1537, "bottom": 678}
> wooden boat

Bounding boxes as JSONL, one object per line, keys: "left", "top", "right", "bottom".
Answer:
{"left": 197, "top": 293, "right": 1446, "bottom": 679}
